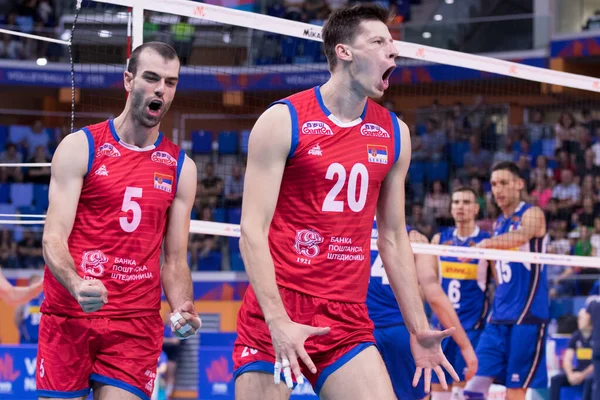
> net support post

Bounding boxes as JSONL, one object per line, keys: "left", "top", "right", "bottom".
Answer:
{"left": 131, "top": 4, "right": 144, "bottom": 52}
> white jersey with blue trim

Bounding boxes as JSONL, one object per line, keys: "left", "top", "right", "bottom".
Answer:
{"left": 438, "top": 227, "right": 491, "bottom": 330}
{"left": 366, "top": 221, "right": 410, "bottom": 328}
{"left": 490, "top": 202, "right": 549, "bottom": 324}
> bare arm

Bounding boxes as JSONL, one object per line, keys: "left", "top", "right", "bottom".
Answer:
{"left": 42, "top": 132, "right": 88, "bottom": 297}
{"left": 415, "top": 232, "right": 470, "bottom": 349}
{"left": 161, "top": 155, "right": 197, "bottom": 311}
{"left": 239, "top": 104, "right": 291, "bottom": 325}
{"left": 478, "top": 206, "right": 546, "bottom": 250}
{"left": 0, "top": 271, "right": 43, "bottom": 306}
{"left": 562, "top": 348, "right": 575, "bottom": 375}
{"left": 377, "top": 120, "right": 428, "bottom": 335}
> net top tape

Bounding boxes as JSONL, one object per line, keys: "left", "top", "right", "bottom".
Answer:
{"left": 91, "top": 0, "right": 600, "bottom": 93}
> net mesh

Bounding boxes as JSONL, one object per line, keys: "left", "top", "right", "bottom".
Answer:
{"left": 64, "top": 0, "right": 600, "bottom": 283}
{"left": 0, "top": 0, "right": 599, "bottom": 396}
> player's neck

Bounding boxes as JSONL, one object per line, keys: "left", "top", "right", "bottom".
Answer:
{"left": 455, "top": 221, "right": 476, "bottom": 238}
{"left": 501, "top": 199, "right": 521, "bottom": 218}
{"left": 319, "top": 77, "right": 367, "bottom": 123}
{"left": 581, "top": 327, "right": 592, "bottom": 338}
{"left": 112, "top": 112, "right": 160, "bottom": 149}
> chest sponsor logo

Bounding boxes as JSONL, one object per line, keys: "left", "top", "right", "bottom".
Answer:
{"left": 360, "top": 123, "right": 390, "bottom": 138}
{"left": 308, "top": 143, "right": 322, "bottom": 156}
{"left": 95, "top": 164, "right": 108, "bottom": 176}
{"left": 151, "top": 151, "right": 177, "bottom": 167}
{"left": 80, "top": 250, "right": 109, "bottom": 277}
{"left": 367, "top": 145, "right": 388, "bottom": 164}
{"left": 301, "top": 121, "right": 333, "bottom": 136}
{"left": 293, "top": 229, "right": 324, "bottom": 258}
{"left": 97, "top": 142, "right": 121, "bottom": 158}
{"left": 154, "top": 173, "right": 173, "bottom": 193}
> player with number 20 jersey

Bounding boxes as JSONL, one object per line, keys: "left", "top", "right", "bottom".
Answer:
{"left": 234, "top": 86, "right": 401, "bottom": 394}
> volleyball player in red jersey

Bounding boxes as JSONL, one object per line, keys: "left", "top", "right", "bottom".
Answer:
{"left": 36, "top": 42, "right": 201, "bottom": 400}
{"left": 233, "top": 5, "right": 458, "bottom": 399}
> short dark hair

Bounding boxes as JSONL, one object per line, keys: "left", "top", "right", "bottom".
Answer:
{"left": 491, "top": 161, "right": 521, "bottom": 178}
{"left": 321, "top": 4, "right": 393, "bottom": 71}
{"left": 451, "top": 185, "right": 478, "bottom": 199}
{"left": 127, "top": 41, "right": 179, "bottom": 76}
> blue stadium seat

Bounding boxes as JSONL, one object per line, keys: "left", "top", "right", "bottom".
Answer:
{"left": 191, "top": 131, "right": 213, "bottom": 154}
{"left": 218, "top": 131, "right": 239, "bottom": 155}
{"left": 280, "top": 36, "right": 299, "bottom": 63}
{"left": 9, "top": 125, "right": 31, "bottom": 144}
{"left": 0, "top": 203, "right": 17, "bottom": 216}
{"left": 240, "top": 130, "right": 250, "bottom": 154}
{"left": 426, "top": 161, "right": 449, "bottom": 182}
{"left": 197, "top": 250, "right": 222, "bottom": 271}
{"left": 230, "top": 250, "right": 245, "bottom": 271}
{"left": 33, "top": 184, "right": 49, "bottom": 211}
{"left": 531, "top": 140, "right": 543, "bottom": 164}
{"left": 18, "top": 205, "right": 37, "bottom": 215}
{"left": 228, "top": 237, "right": 240, "bottom": 253}
{"left": 450, "top": 141, "right": 469, "bottom": 168}
{"left": 0, "top": 125, "right": 8, "bottom": 152}
{"left": 0, "top": 183, "right": 9, "bottom": 203}
{"left": 213, "top": 207, "right": 226, "bottom": 223}
{"left": 227, "top": 208, "right": 242, "bottom": 224}
{"left": 10, "top": 183, "right": 34, "bottom": 207}
{"left": 542, "top": 139, "right": 556, "bottom": 158}
{"left": 408, "top": 162, "right": 425, "bottom": 184}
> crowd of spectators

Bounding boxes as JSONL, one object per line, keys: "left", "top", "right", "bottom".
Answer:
{"left": 2, "top": 104, "right": 600, "bottom": 299}
{"left": 0, "top": 0, "right": 60, "bottom": 61}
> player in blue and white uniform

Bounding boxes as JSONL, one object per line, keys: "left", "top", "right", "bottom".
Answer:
{"left": 430, "top": 186, "right": 491, "bottom": 399}
{"left": 368, "top": 223, "right": 475, "bottom": 399}
{"left": 585, "top": 295, "right": 600, "bottom": 399}
{"left": 464, "top": 161, "right": 549, "bottom": 400}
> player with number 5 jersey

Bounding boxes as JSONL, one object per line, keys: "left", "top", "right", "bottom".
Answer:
{"left": 38, "top": 42, "right": 201, "bottom": 400}
{"left": 233, "top": 5, "right": 458, "bottom": 400}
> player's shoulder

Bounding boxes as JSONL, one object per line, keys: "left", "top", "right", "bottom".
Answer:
{"left": 56, "top": 130, "right": 90, "bottom": 151}
{"left": 522, "top": 203, "right": 545, "bottom": 219}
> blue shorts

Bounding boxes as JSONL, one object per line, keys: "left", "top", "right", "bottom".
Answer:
{"left": 432, "top": 328, "right": 482, "bottom": 385}
{"left": 374, "top": 324, "right": 427, "bottom": 400}
{"left": 475, "top": 323, "right": 547, "bottom": 388}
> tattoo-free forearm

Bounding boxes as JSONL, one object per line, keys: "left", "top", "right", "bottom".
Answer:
{"left": 42, "top": 236, "right": 81, "bottom": 297}
{"left": 380, "top": 237, "right": 429, "bottom": 334}
{"left": 240, "top": 232, "right": 289, "bottom": 325}
{"left": 161, "top": 261, "right": 194, "bottom": 310}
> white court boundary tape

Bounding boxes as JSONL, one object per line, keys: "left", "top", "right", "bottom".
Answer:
{"left": 91, "top": 0, "right": 600, "bottom": 92}
{"left": 0, "top": 216, "right": 596, "bottom": 268}
{"left": 188, "top": 220, "right": 600, "bottom": 269}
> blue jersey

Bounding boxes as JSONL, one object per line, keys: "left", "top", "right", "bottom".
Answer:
{"left": 490, "top": 202, "right": 549, "bottom": 324}
{"left": 19, "top": 293, "right": 44, "bottom": 343}
{"left": 366, "top": 222, "right": 410, "bottom": 328}
{"left": 438, "top": 227, "right": 491, "bottom": 330}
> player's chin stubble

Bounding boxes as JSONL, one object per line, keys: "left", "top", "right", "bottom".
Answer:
{"left": 131, "top": 90, "right": 160, "bottom": 128}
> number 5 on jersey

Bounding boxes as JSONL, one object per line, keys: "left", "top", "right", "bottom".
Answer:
{"left": 120, "top": 187, "right": 142, "bottom": 232}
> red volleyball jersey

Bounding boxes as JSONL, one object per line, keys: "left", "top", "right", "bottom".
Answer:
{"left": 269, "top": 87, "right": 401, "bottom": 302}
{"left": 41, "top": 119, "right": 184, "bottom": 318}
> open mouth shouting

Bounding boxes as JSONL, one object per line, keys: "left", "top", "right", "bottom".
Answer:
{"left": 147, "top": 99, "right": 164, "bottom": 118}
{"left": 380, "top": 66, "right": 395, "bottom": 91}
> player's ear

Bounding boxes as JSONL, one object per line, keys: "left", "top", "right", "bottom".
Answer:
{"left": 123, "top": 70, "right": 134, "bottom": 92}
{"left": 335, "top": 44, "right": 352, "bottom": 63}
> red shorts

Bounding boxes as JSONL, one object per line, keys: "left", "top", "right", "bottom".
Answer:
{"left": 233, "top": 286, "right": 375, "bottom": 395}
{"left": 36, "top": 313, "right": 164, "bottom": 400}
